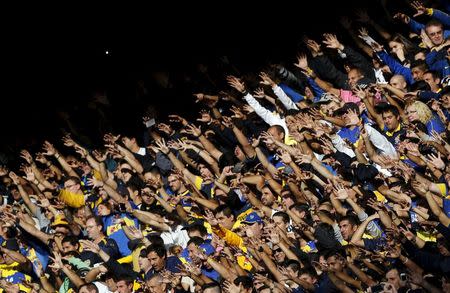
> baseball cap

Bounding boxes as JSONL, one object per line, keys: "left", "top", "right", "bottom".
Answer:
{"left": 199, "top": 243, "right": 215, "bottom": 256}
{"left": 51, "top": 214, "right": 69, "bottom": 227}
{"left": 241, "top": 212, "right": 263, "bottom": 225}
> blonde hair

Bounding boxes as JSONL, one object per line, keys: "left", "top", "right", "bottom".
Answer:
{"left": 406, "top": 101, "right": 433, "bottom": 124}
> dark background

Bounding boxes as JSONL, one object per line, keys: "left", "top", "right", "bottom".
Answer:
{"left": 1, "top": 1, "right": 413, "bottom": 164}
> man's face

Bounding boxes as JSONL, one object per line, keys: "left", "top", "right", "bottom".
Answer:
{"left": 426, "top": 25, "right": 444, "bottom": 46}
{"left": 347, "top": 69, "right": 362, "bottom": 87}
{"left": 390, "top": 76, "right": 406, "bottom": 90}
{"left": 216, "top": 211, "right": 234, "bottom": 230}
{"left": 411, "top": 67, "right": 425, "bottom": 81}
{"left": 62, "top": 241, "right": 78, "bottom": 255}
{"left": 326, "top": 255, "right": 343, "bottom": 272}
{"left": 261, "top": 187, "right": 276, "bottom": 206}
{"left": 121, "top": 137, "right": 135, "bottom": 150}
{"left": 339, "top": 220, "right": 356, "bottom": 241}
{"left": 386, "top": 269, "right": 402, "bottom": 290}
{"left": 116, "top": 280, "right": 132, "bottom": 293}
{"left": 168, "top": 175, "right": 182, "bottom": 193}
{"left": 273, "top": 216, "right": 287, "bottom": 232}
{"left": 86, "top": 218, "right": 102, "bottom": 240}
{"left": 273, "top": 246, "right": 286, "bottom": 263}
{"left": 299, "top": 273, "right": 316, "bottom": 286}
{"left": 64, "top": 179, "right": 80, "bottom": 194}
{"left": 382, "top": 111, "right": 400, "bottom": 131}
{"left": 146, "top": 277, "right": 166, "bottom": 293}
{"left": 267, "top": 127, "right": 284, "bottom": 150}
{"left": 199, "top": 164, "right": 213, "bottom": 180}
{"left": 244, "top": 222, "right": 262, "bottom": 238}
{"left": 441, "top": 94, "right": 450, "bottom": 108}
{"left": 141, "top": 188, "right": 155, "bottom": 205}
{"left": 187, "top": 243, "right": 202, "bottom": 264}
{"left": 423, "top": 73, "right": 440, "bottom": 90}
{"left": 148, "top": 251, "right": 165, "bottom": 272}
{"left": 138, "top": 254, "right": 151, "bottom": 272}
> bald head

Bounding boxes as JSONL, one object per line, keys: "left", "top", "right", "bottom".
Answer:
{"left": 390, "top": 75, "right": 407, "bottom": 90}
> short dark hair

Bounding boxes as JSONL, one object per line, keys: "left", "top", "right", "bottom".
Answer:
{"left": 268, "top": 125, "right": 286, "bottom": 137}
{"left": 62, "top": 235, "right": 79, "bottom": 246}
{"left": 187, "top": 224, "right": 207, "bottom": 236}
{"left": 411, "top": 60, "right": 428, "bottom": 72}
{"left": 380, "top": 104, "right": 400, "bottom": 117}
{"left": 339, "top": 215, "right": 359, "bottom": 226}
{"left": 273, "top": 211, "right": 290, "bottom": 224}
{"left": 424, "top": 70, "right": 440, "bottom": 80}
{"left": 146, "top": 235, "right": 165, "bottom": 247}
{"left": 425, "top": 19, "right": 444, "bottom": 30}
{"left": 233, "top": 276, "right": 253, "bottom": 289}
{"left": 86, "top": 216, "right": 104, "bottom": 230}
{"left": 147, "top": 244, "right": 167, "bottom": 258}
{"left": 187, "top": 236, "right": 204, "bottom": 247}
{"left": 214, "top": 205, "right": 234, "bottom": 218}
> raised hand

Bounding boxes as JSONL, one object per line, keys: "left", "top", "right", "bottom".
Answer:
{"left": 168, "top": 114, "right": 188, "bottom": 126}
{"left": 260, "top": 131, "right": 275, "bottom": 145}
{"left": 156, "top": 123, "right": 173, "bottom": 136}
{"left": 253, "top": 87, "right": 265, "bottom": 99}
{"left": 226, "top": 75, "right": 246, "bottom": 93}
{"left": 223, "top": 280, "right": 242, "bottom": 293}
{"left": 22, "top": 166, "right": 36, "bottom": 183}
{"left": 322, "top": 33, "right": 344, "bottom": 50}
{"left": 184, "top": 124, "right": 202, "bottom": 138}
{"left": 196, "top": 110, "right": 212, "bottom": 123}
{"left": 305, "top": 39, "right": 322, "bottom": 57}
{"left": 74, "top": 145, "right": 88, "bottom": 159}
{"left": 79, "top": 240, "right": 100, "bottom": 253}
{"left": 92, "top": 150, "right": 108, "bottom": 162}
{"left": 230, "top": 106, "right": 245, "bottom": 120}
{"left": 204, "top": 209, "right": 219, "bottom": 226}
{"left": 259, "top": 72, "right": 276, "bottom": 87}
{"left": 221, "top": 116, "right": 234, "bottom": 128}
{"left": 42, "top": 141, "right": 56, "bottom": 157}
{"left": 425, "top": 152, "right": 445, "bottom": 170}
{"left": 333, "top": 183, "right": 349, "bottom": 200}
{"left": 295, "top": 153, "right": 312, "bottom": 165}
{"left": 294, "top": 54, "right": 309, "bottom": 71}
{"left": 154, "top": 138, "right": 170, "bottom": 155}
{"left": 411, "top": 0, "right": 427, "bottom": 17}
{"left": 345, "top": 109, "right": 361, "bottom": 126}
{"left": 242, "top": 104, "right": 255, "bottom": 114}
{"left": 103, "top": 133, "right": 121, "bottom": 144}
{"left": 393, "top": 13, "right": 411, "bottom": 24}
{"left": 87, "top": 176, "right": 104, "bottom": 188}
{"left": 124, "top": 225, "right": 144, "bottom": 240}
{"left": 8, "top": 172, "right": 20, "bottom": 185}
{"left": 193, "top": 93, "right": 205, "bottom": 103}
{"left": 20, "top": 150, "right": 33, "bottom": 164}
{"left": 278, "top": 150, "right": 292, "bottom": 165}
{"left": 62, "top": 134, "right": 77, "bottom": 148}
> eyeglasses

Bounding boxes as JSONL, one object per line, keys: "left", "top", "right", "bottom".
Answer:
{"left": 428, "top": 30, "right": 443, "bottom": 37}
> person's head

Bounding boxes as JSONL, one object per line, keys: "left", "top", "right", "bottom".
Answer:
{"left": 440, "top": 87, "right": 450, "bottom": 108}
{"left": 381, "top": 105, "right": 401, "bottom": 131}
{"left": 406, "top": 100, "right": 433, "bottom": 124}
{"left": 198, "top": 163, "right": 214, "bottom": 181}
{"left": 137, "top": 249, "right": 152, "bottom": 272}
{"left": 147, "top": 244, "right": 167, "bottom": 272}
{"left": 140, "top": 187, "right": 156, "bottom": 206}
{"left": 167, "top": 173, "right": 184, "bottom": 193}
{"left": 281, "top": 190, "right": 296, "bottom": 209}
{"left": 145, "top": 273, "right": 166, "bottom": 293}
{"left": 423, "top": 70, "right": 441, "bottom": 91}
{"left": 115, "top": 277, "right": 133, "bottom": 293}
{"left": 272, "top": 245, "right": 286, "bottom": 263}
{"left": 411, "top": 60, "right": 428, "bottom": 81}
{"left": 339, "top": 215, "right": 358, "bottom": 241}
{"left": 389, "top": 75, "right": 407, "bottom": 91}
{"left": 186, "top": 236, "right": 205, "bottom": 264}
{"left": 266, "top": 125, "right": 285, "bottom": 150}
{"left": 118, "top": 162, "right": 135, "bottom": 183}
{"left": 414, "top": 49, "right": 427, "bottom": 61}
{"left": 214, "top": 205, "right": 235, "bottom": 230}
{"left": 347, "top": 67, "right": 364, "bottom": 87}
{"left": 63, "top": 176, "right": 81, "bottom": 194}
{"left": 241, "top": 212, "right": 263, "bottom": 238}
{"left": 79, "top": 283, "right": 99, "bottom": 293}
{"left": 186, "top": 224, "right": 208, "bottom": 239}
{"left": 388, "top": 37, "right": 406, "bottom": 56}
{"left": 261, "top": 185, "right": 277, "bottom": 206}
{"left": 272, "top": 211, "right": 290, "bottom": 232}
{"left": 290, "top": 204, "right": 310, "bottom": 220}
{"left": 386, "top": 267, "right": 406, "bottom": 290}
{"left": 97, "top": 202, "right": 112, "bottom": 216}
{"left": 121, "top": 136, "right": 139, "bottom": 150}
{"left": 298, "top": 269, "right": 318, "bottom": 286}
{"left": 326, "top": 251, "right": 345, "bottom": 272}
{"left": 85, "top": 216, "right": 104, "bottom": 241}
{"left": 233, "top": 276, "right": 253, "bottom": 293}
{"left": 61, "top": 235, "right": 79, "bottom": 255}
{"left": 425, "top": 19, "right": 445, "bottom": 46}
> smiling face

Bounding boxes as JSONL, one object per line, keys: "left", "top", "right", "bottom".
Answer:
{"left": 406, "top": 105, "right": 419, "bottom": 123}
{"left": 426, "top": 24, "right": 444, "bottom": 46}
{"left": 382, "top": 110, "right": 400, "bottom": 131}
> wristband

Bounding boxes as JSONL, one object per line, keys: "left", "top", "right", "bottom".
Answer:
{"left": 54, "top": 153, "right": 61, "bottom": 159}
